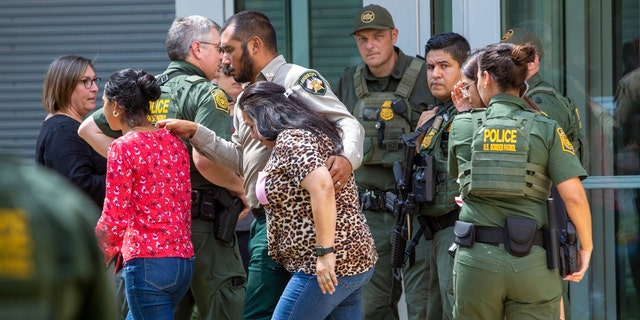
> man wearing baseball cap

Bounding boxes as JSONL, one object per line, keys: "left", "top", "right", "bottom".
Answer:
{"left": 334, "top": 4, "right": 435, "bottom": 320}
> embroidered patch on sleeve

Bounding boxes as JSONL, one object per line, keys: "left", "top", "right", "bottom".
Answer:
{"left": 297, "top": 71, "right": 327, "bottom": 95}
{"left": 556, "top": 127, "right": 575, "bottom": 155}
{"left": 210, "top": 88, "right": 230, "bottom": 114}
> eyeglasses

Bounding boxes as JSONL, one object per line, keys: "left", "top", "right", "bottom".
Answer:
{"left": 79, "top": 77, "right": 101, "bottom": 89}
{"left": 199, "top": 41, "right": 224, "bottom": 53}
{"left": 460, "top": 81, "right": 475, "bottom": 97}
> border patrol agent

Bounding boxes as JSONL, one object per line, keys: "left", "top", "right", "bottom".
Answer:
{"left": 416, "top": 32, "right": 470, "bottom": 320}
{"left": 501, "top": 27, "right": 589, "bottom": 319}
{"left": 448, "top": 43, "right": 592, "bottom": 320}
{"left": 334, "top": 4, "right": 436, "bottom": 319}
{"left": 78, "top": 16, "right": 246, "bottom": 320}
{"left": 0, "top": 154, "right": 116, "bottom": 320}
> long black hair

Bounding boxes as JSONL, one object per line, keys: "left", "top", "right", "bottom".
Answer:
{"left": 238, "top": 81, "right": 343, "bottom": 154}
{"left": 103, "top": 68, "right": 160, "bottom": 128}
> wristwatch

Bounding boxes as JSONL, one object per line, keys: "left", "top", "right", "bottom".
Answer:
{"left": 314, "top": 246, "right": 334, "bottom": 257}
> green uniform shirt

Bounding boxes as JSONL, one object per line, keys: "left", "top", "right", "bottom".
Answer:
{"left": 334, "top": 47, "right": 435, "bottom": 191}
{"left": 449, "top": 94, "right": 587, "bottom": 228}
{"left": 92, "top": 60, "right": 232, "bottom": 189}
{"left": 0, "top": 155, "right": 115, "bottom": 320}
{"left": 527, "top": 73, "right": 574, "bottom": 135}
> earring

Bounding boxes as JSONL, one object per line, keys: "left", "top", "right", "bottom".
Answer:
{"left": 112, "top": 110, "right": 119, "bottom": 117}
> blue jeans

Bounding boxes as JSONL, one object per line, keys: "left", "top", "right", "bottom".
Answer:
{"left": 272, "top": 267, "right": 375, "bottom": 320}
{"left": 124, "top": 257, "right": 194, "bottom": 320}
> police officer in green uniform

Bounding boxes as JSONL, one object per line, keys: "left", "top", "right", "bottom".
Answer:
{"left": 157, "top": 11, "right": 364, "bottom": 320}
{"left": 413, "top": 32, "right": 470, "bottom": 320}
{"left": 501, "top": 27, "right": 588, "bottom": 319}
{"left": 448, "top": 42, "right": 593, "bottom": 320}
{"left": 0, "top": 154, "right": 116, "bottom": 320}
{"left": 333, "top": 4, "right": 435, "bottom": 319}
{"left": 78, "top": 16, "right": 246, "bottom": 320}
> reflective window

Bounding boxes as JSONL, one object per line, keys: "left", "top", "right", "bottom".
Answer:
{"left": 503, "top": 1, "right": 640, "bottom": 318}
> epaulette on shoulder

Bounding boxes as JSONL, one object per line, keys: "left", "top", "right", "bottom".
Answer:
{"left": 184, "top": 75, "right": 207, "bottom": 84}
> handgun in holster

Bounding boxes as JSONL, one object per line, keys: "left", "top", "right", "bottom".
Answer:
{"left": 214, "top": 190, "right": 244, "bottom": 244}
{"left": 545, "top": 198, "right": 580, "bottom": 277}
{"left": 412, "top": 153, "right": 436, "bottom": 203}
{"left": 559, "top": 220, "right": 579, "bottom": 277}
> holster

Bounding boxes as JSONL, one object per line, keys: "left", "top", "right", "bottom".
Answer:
{"left": 559, "top": 220, "right": 580, "bottom": 277}
{"left": 215, "top": 195, "right": 243, "bottom": 244}
{"left": 191, "top": 188, "right": 243, "bottom": 244}
{"left": 413, "top": 153, "right": 435, "bottom": 203}
{"left": 504, "top": 216, "right": 538, "bottom": 257}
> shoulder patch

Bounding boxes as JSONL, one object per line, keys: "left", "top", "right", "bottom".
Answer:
{"left": 210, "top": 88, "right": 230, "bottom": 114}
{"left": 556, "top": 127, "right": 575, "bottom": 155}
{"left": 297, "top": 71, "right": 327, "bottom": 95}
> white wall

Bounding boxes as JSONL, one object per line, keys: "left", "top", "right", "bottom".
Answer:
{"left": 176, "top": 0, "right": 231, "bottom": 24}
{"left": 451, "top": 0, "right": 501, "bottom": 51}
{"left": 363, "top": 0, "right": 431, "bottom": 57}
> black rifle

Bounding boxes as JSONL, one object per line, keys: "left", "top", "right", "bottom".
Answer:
{"left": 388, "top": 161, "right": 414, "bottom": 308}
{"left": 388, "top": 105, "right": 445, "bottom": 308}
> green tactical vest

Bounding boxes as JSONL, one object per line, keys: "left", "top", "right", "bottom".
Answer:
{"left": 417, "top": 104, "right": 459, "bottom": 216}
{"left": 153, "top": 72, "right": 215, "bottom": 189}
{"left": 150, "top": 72, "right": 208, "bottom": 123}
{"left": 353, "top": 58, "right": 423, "bottom": 167}
{"left": 459, "top": 109, "right": 552, "bottom": 200}
{"left": 527, "top": 85, "right": 589, "bottom": 169}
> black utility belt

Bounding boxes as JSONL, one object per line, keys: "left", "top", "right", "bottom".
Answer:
{"left": 359, "top": 189, "right": 395, "bottom": 212}
{"left": 423, "top": 209, "right": 459, "bottom": 233}
{"left": 191, "top": 188, "right": 243, "bottom": 244}
{"left": 453, "top": 217, "right": 544, "bottom": 257}
{"left": 251, "top": 206, "right": 265, "bottom": 219}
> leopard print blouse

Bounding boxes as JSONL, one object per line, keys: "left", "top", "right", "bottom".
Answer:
{"left": 262, "top": 128, "right": 377, "bottom": 276}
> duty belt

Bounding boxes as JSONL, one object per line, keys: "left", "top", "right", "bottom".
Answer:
{"left": 474, "top": 226, "right": 544, "bottom": 247}
{"left": 191, "top": 189, "right": 217, "bottom": 206}
{"left": 425, "top": 209, "right": 459, "bottom": 233}
{"left": 359, "top": 189, "right": 392, "bottom": 212}
{"left": 252, "top": 206, "right": 265, "bottom": 219}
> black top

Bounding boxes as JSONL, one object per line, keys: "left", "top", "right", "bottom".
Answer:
{"left": 36, "top": 114, "right": 107, "bottom": 208}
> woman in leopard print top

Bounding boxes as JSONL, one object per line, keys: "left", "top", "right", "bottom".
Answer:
{"left": 239, "top": 81, "right": 377, "bottom": 320}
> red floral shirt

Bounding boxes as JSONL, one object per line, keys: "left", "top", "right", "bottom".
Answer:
{"left": 96, "top": 129, "right": 193, "bottom": 264}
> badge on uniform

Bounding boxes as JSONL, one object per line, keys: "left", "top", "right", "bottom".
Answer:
{"left": 556, "top": 127, "right": 575, "bottom": 155}
{"left": 297, "top": 71, "right": 327, "bottom": 95}
{"left": 379, "top": 100, "right": 394, "bottom": 121}
{"left": 210, "top": 88, "right": 230, "bottom": 114}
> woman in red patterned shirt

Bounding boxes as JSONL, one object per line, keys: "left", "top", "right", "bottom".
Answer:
{"left": 95, "top": 68, "right": 194, "bottom": 320}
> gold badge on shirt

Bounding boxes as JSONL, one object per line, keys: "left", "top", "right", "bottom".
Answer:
{"left": 556, "top": 127, "right": 575, "bottom": 155}
{"left": 210, "top": 88, "right": 230, "bottom": 114}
